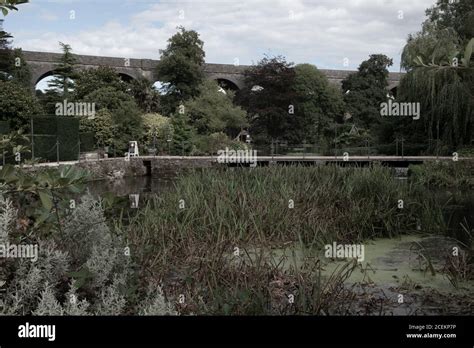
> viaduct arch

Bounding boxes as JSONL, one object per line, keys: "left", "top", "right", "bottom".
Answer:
{"left": 22, "top": 51, "right": 403, "bottom": 92}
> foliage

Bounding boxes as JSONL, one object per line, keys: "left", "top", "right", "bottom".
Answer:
{"left": 236, "top": 55, "right": 296, "bottom": 143}
{"left": 74, "top": 66, "right": 127, "bottom": 100}
{"left": 155, "top": 26, "right": 205, "bottom": 115}
{"left": 111, "top": 100, "right": 143, "bottom": 153}
{"left": 291, "top": 63, "right": 344, "bottom": 143}
{"left": 35, "top": 89, "right": 63, "bottom": 115}
{"left": 138, "top": 165, "right": 444, "bottom": 246}
{"left": 119, "top": 165, "right": 459, "bottom": 315}
{"left": 341, "top": 54, "right": 393, "bottom": 131}
{"left": 169, "top": 112, "right": 195, "bottom": 155}
{"left": 129, "top": 78, "right": 160, "bottom": 113}
{"left": 0, "top": 193, "right": 177, "bottom": 315}
{"left": 47, "top": 42, "right": 77, "bottom": 97}
{"left": 0, "top": 25, "right": 30, "bottom": 87}
{"left": 0, "top": 164, "right": 89, "bottom": 234}
{"left": 9, "top": 48, "right": 30, "bottom": 86}
{"left": 399, "top": 0, "right": 474, "bottom": 150}
{"left": 409, "top": 161, "right": 474, "bottom": 188}
{"left": 193, "top": 132, "right": 248, "bottom": 155}
{"left": 0, "top": 80, "right": 43, "bottom": 130}
{"left": 138, "top": 283, "right": 177, "bottom": 315}
{"left": 80, "top": 86, "right": 144, "bottom": 153}
{"left": 0, "top": 129, "right": 29, "bottom": 163}
{"left": 401, "top": 25, "right": 461, "bottom": 71}
{"left": 425, "top": 0, "right": 474, "bottom": 46}
{"left": 80, "top": 109, "right": 114, "bottom": 148}
{"left": 398, "top": 63, "right": 473, "bottom": 149}
{"left": 183, "top": 80, "right": 248, "bottom": 137}
{"left": 0, "top": 20, "right": 12, "bottom": 78}
{"left": 83, "top": 86, "right": 131, "bottom": 112}
{"left": 141, "top": 113, "right": 173, "bottom": 148}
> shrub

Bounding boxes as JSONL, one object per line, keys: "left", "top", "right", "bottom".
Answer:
{"left": 0, "top": 193, "right": 177, "bottom": 316}
{"left": 0, "top": 81, "right": 43, "bottom": 130}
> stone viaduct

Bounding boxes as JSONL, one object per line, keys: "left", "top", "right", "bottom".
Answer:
{"left": 22, "top": 50, "right": 403, "bottom": 92}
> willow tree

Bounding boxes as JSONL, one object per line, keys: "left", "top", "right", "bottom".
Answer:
{"left": 398, "top": 0, "right": 474, "bottom": 151}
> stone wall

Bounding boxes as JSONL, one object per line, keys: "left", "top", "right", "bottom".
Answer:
{"left": 148, "top": 157, "right": 214, "bottom": 177}
{"left": 22, "top": 157, "right": 216, "bottom": 180}
{"left": 75, "top": 158, "right": 147, "bottom": 179}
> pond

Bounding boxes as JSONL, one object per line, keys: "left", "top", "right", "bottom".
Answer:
{"left": 82, "top": 168, "right": 474, "bottom": 315}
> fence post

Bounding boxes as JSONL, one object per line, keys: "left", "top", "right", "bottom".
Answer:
{"left": 401, "top": 137, "right": 404, "bottom": 159}
{"left": 78, "top": 139, "right": 81, "bottom": 163}
{"left": 30, "top": 118, "right": 35, "bottom": 166}
{"left": 2, "top": 151, "right": 4, "bottom": 166}
{"left": 366, "top": 138, "right": 370, "bottom": 159}
{"left": 436, "top": 120, "right": 440, "bottom": 159}
{"left": 56, "top": 140, "right": 60, "bottom": 164}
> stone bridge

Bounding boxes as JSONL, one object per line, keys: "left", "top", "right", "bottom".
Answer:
{"left": 22, "top": 50, "right": 403, "bottom": 92}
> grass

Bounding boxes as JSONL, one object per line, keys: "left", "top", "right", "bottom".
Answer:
{"left": 409, "top": 161, "right": 474, "bottom": 188}
{"left": 127, "top": 164, "right": 446, "bottom": 245}
{"left": 118, "top": 164, "right": 453, "bottom": 315}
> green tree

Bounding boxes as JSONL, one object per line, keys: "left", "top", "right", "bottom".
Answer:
{"left": 0, "top": 80, "right": 43, "bottom": 130}
{"left": 10, "top": 48, "right": 30, "bottom": 86}
{"left": 425, "top": 0, "right": 474, "bottom": 45}
{"left": 47, "top": 42, "right": 77, "bottom": 97}
{"left": 169, "top": 112, "right": 195, "bottom": 155}
{"left": 112, "top": 100, "right": 143, "bottom": 152}
{"left": 0, "top": 20, "right": 12, "bottom": 79}
{"left": 183, "top": 80, "right": 248, "bottom": 137}
{"left": 141, "top": 113, "right": 173, "bottom": 150}
{"left": 80, "top": 109, "right": 114, "bottom": 148}
{"left": 129, "top": 77, "right": 160, "bottom": 113}
{"left": 83, "top": 86, "right": 132, "bottom": 111}
{"left": 236, "top": 55, "right": 296, "bottom": 143}
{"left": 155, "top": 26, "right": 205, "bottom": 115}
{"left": 0, "top": 22, "right": 30, "bottom": 86}
{"left": 36, "top": 89, "right": 63, "bottom": 115}
{"left": 291, "top": 64, "right": 344, "bottom": 144}
{"left": 74, "top": 66, "right": 126, "bottom": 100}
{"left": 82, "top": 87, "right": 143, "bottom": 153}
{"left": 341, "top": 54, "right": 393, "bottom": 133}
{"left": 399, "top": 0, "right": 474, "bottom": 151}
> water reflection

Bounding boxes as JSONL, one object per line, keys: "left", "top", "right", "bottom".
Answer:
{"left": 86, "top": 175, "right": 174, "bottom": 197}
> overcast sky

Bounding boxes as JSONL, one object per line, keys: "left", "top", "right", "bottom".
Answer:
{"left": 3, "top": 0, "right": 436, "bottom": 73}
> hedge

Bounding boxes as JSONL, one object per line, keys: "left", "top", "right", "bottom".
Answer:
{"left": 79, "top": 132, "right": 95, "bottom": 152}
{"left": 57, "top": 117, "right": 79, "bottom": 161}
{"left": 0, "top": 121, "right": 10, "bottom": 135}
{"left": 30, "top": 116, "right": 80, "bottom": 161}
{"left": 34, "top": 135, "right": 57, "bottom": 162}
